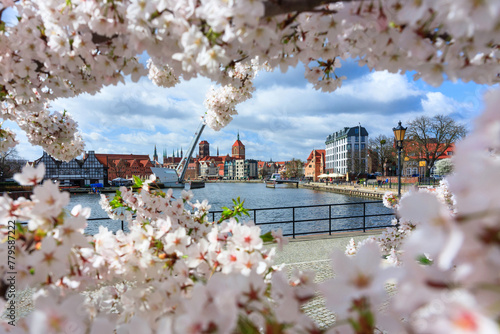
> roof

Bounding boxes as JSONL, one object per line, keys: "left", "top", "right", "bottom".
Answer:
{"left": 199, "top": 140, "right": 209, "bottom": 145}
{"left": 95, "top": 154, "right": 153, "bottom": 167}
{"left": 232, "top": 139, "right": 245, "bottom": 147}
{"left": 306, "top": 149, "right": 325, "bottom": 162}
{"left": 325, "top": 126, "right": 369, "bottom": 143}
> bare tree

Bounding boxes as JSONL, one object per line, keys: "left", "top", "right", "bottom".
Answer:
{"left": 108, "top": 159, "right": 129, "bottom": 179}
{"left": 0, "top": 148, "right": 26, "bottom": 181}
{"left": 405, "top": 115, "right": 466, "bottom": 176}
{"left": 368, "top": 134, "right": 396, "bottom": 175}
{"left": 258, "top": 167, "right": 269, "bottom": 179}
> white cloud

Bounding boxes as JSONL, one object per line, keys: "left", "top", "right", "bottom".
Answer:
{"left": 337, "top": 70, "right": 421, "bottom": 102}
{"left": 421, "top": 91, "right": 473, "bottom": 117}
{"left": 6, "top": 67, "right": 483, "bottom": 163}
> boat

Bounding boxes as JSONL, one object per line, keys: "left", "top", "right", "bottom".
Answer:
{"left": 150, "top": 168, "right": 206, "bottom": 189}
{"left": 151, "top": 168, "right": 181, "bottom": 187}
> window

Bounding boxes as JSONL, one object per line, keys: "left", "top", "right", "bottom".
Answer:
{"left": 355, "top": 128, "right": 359, "bottom": 134}
{"left": 361, "top": 144, "right": 365, "bottom": 149}
{"left": 447, "top": 151, "right": 453, "bottom": 156}
{"left": 355, "top": 144, "right": 359, "bottom": 150}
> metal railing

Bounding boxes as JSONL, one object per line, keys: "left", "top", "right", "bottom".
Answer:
{"left": 67, "top": 201, "right": 394, "bottom": 238}
{"left": 86, "top": 217, "right": 127, "bottom": 231}
{"left": 209, "top": 200, "right": 395, "bottom": 238}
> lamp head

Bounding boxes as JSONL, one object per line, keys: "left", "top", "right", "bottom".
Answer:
{"left": 393, "top": 121, "right": 407, "bottom": 143}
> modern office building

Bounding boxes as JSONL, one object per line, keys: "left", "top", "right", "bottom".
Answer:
{"left": 325, "top": 125, "right": 369, "bottom": 175}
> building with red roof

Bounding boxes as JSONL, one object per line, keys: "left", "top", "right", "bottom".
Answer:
{"left": 232, "top": 132, "right": 245, "bottom": 160}
{"left": 94, "top": 153, "right": 154, "bottom": 181}
{"left": 304, "top": 149, "right": 325, "bottom": 182}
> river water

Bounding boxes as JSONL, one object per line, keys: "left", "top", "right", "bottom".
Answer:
{"left": 67, "top": 183, "right": 394, "bottom": 235}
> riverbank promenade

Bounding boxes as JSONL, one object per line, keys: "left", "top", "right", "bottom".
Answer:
{"left": 301, "top": 182, "right": 411, "bottom": 199}
{"left": 265, "top": 230, "right": 382, "bottom": 328}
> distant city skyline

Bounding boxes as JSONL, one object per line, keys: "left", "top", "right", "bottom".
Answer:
{"left": 6, "top": 59, "right": 490, "bottom": 162}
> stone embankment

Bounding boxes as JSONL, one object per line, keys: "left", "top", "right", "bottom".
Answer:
{"left": 205, "top": 179, "right": 263, "bottom": 183}
{"left": 300, "top": 182, "right": 406, "bottom": 199}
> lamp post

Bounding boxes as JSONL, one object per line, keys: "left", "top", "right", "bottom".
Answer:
{"left": 393, "top": 121, "right": 407, "bottom": 198}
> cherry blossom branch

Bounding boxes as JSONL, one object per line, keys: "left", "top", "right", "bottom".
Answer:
{"left": 263, "top": 0, "right": 358, "bottom": 17}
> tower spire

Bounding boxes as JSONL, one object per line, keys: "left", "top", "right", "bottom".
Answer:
{"left": 237, "top": 130, "right": 240, "bottom": 141}
{"left": 153, "top": 145, "right": 158, "bottom": 162}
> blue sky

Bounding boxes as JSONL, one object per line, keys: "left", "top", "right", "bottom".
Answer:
{"left": 8, "top": 59, "right": 492, "bottom": 162}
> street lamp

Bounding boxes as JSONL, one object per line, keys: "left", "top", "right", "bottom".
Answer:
{"left": 393, "top": 121, "right": 407, "bottom": 198}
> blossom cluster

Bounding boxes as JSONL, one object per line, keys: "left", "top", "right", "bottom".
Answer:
{"left": 0, "top": 166, "right": 318, "bottom": 333}
{"left": 350, "top": 181, "right": 455, "bottom": 263}
{"left": 0, "top": 125, "right": 18, "bottom": 153}
{"left": 382, "top": 191, "right": 399, "bottom": 209}
{"left": 203, "top": 60, "right": 260, "bottom": 131}
{"left": 147, "top": 59, "right": 180, "bottom": 88}
{"left": 1, "top": 0, "right": 500, "bottom": 158}
{"left": 15, "top": 105, "right": 85, "bottom": 161}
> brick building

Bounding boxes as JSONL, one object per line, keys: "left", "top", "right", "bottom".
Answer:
{"left": 95, "top": 154, "right": 154, "bottom": 181}
{"left": 304, "top": 149, "right": 325, "bottom": 182}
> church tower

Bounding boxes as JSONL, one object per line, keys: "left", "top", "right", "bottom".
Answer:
{"left": 232, "top": 131, "right": 245, "bottom": 159}
{"left": 199, "top": 140, "right": 210, "bottom": 159}
{"left": 153, "top": 145, "right": 158, "bottom": 162}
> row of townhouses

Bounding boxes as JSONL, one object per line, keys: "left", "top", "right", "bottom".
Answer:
{"left": 34, "top": 133, "right": 288, "bottom": 186}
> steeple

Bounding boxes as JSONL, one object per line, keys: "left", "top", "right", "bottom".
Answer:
{"left": 153, "top": 145, "right": 158, "bottom": 162}
{"left": 217, "top": 146, "right": 219, "bottom": 156}
{"left": 237, "top": 130, "right": 240, "bottom": 141}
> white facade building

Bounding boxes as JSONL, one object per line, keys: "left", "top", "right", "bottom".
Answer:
{"left": 325, "top": 125, "right": 369, "bottom": 175}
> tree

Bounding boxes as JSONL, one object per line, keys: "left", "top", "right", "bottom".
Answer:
{"left": 368, "top": 135, "right": 396, "bottom": 175}
{"left": 284, "top": 158, "right": 304, "bottom": 179}
{"left": 0, "top": 148, "right": 25, "bottom": 181}
{"left": 405, "top": 115, "right": 466, "bottom": 176}
{"left": 434, "top": 158, "right": 454, "bottom": 176}
{"left": 258, "top": 166, "right": 269, "bottom": 179}
{"left": 108, "top": 159, "right": 129, "bottom": 180}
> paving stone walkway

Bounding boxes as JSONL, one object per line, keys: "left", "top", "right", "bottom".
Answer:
{"left": 267, "top": 231, "right": 381, "bottom": 329}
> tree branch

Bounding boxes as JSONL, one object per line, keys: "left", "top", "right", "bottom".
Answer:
{"left": 263, "top": 0, "right": 354, "bottom": 17}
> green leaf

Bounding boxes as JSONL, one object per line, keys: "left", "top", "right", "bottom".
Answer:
{"left": 236, "top": 315, "right": 261, "bottom": 334}
{"left": 417, "top": 254, "right": 433, "bottom": 265}
{"left": 260, "top": 231, "right": 274, "bottom": 243}
{"left": 133, "top": 175, "right": 143, "bottom": 187}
